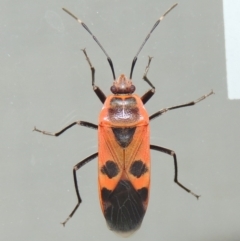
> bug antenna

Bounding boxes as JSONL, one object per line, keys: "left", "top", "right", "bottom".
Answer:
{"left": 129, "top": 3, "right": 178, "bottom": 79}
{"left": 62, "top": 8, "right": 116, "bottom": 80}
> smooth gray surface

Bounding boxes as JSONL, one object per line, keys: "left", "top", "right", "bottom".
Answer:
{"left": 1, "top": 0, "right": 240, "bottom": 240}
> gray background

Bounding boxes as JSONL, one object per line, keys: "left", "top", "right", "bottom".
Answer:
{"left": 1, "top": 0, "right": 239, "bottom": 240}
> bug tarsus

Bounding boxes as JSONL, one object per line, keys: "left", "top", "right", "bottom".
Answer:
{"left": 174, "top": 177, "right": 200, "bottom": 199}
{"left": 190, "top": 192, "right": 201, "bottom": 200}
{"left": 82, "top": 48, "right": 95, "bottom": 86}
{"left": 143, "top": 56, "right": 155, "bottom": 89}
{"left": 33, "top": 126, "right": 59, "bottom": 136}
{"left": 61, "top": 217, "right": 70, "bottom": 227}
{"left": 194, "top": 89, "right": 214, "bottom": 104}
{"left": 61, "top": 202, "right": 81, "bottom": 227}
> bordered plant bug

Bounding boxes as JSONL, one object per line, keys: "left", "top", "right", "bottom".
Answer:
{"left": 34, "top": 3, "right": 213, "bottom": 234}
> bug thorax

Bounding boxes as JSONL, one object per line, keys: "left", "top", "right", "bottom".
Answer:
{"left": 110, "top": 74, "right": 136, "bottom": 94}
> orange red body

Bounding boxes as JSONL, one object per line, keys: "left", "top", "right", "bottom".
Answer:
{"left": 98, "top": 89, "right": 150, "bottom": 232}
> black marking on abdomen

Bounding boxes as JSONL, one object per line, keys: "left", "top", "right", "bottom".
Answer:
{"left": 112, "top": 127, "right": 136, "bottom": 148}
{"left": 129, "top": 160, "right": 148, "bottom": 178}
{"left": 101, "top": 180, "right": 146, "bottom": 233}
{"left": 101, "top": 160, "right": 120, "bottom": 178}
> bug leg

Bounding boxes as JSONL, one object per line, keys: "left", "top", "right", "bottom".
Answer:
{"left": 82, "top": 48, "right": 106, "bottom": 104}
{"left": 149, "top": 90, "right": 214, "bottom": 120}
{"left": 61, "top": 152, "right": 98, "bottom": 226}
{"left": 150, "top": 144, "right": 200, "bottom": 199}
{"left": 33, "top": 121, "right": 98, "bottom": 136}
{"left": 141, "top": 56, "right": 155, "bottom": 104}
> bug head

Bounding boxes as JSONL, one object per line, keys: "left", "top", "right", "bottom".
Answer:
{"left": 110, "top": 74, "right": 136, "bottom": 94}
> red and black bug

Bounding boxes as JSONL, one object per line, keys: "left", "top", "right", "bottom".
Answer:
{"left": 34, "top": 3, "right": 213, "bottom": 234}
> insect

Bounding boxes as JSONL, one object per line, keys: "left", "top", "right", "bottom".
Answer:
{"left": 34, "top": 3, "right": 213, "bottom": 234}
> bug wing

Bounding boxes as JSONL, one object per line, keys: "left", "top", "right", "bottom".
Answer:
{"left": 98, "top": 125, "right": 124, "bottom": 200}
{"left": 125, "top": 125, "right": 150, "bottom": 202}
{"left": 98, "top": 125, "right": 150, "bottom": 233}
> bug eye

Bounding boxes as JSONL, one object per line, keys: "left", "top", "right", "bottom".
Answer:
{"left": 110, "top": 86, "right": 117, "bottom": 94}
{"left": 130, "top": 85, "right": 136, "bottom": 93}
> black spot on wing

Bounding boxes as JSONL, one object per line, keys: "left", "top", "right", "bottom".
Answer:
{"left": 129, "top": 160, "right": 148, "bottom": 178}
{"left": 137, "top": 187, "right": 148, "bottom": 202}
{"left": 112, "top": 127, "right": 136, "bottom": 148}
{"left": 101, "top": 188, "right": 112, "bottom": 202}
{"left": 101, "top": 161, "right": 119, "bottom": 178}
{"left": 102, "top": 180, "right": 146, "bottom": 233}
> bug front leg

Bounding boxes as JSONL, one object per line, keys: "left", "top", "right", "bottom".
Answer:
{"left": 150, "top": 90, "right": 214, "bottom": 120}
{"left": 82, "top": 48, "right": 106, "bottom": 104}
{"left": 141, "top": 56, "right": 156, "bottom": 104}
{"left": 150, "top": 144, "right": 200, "bottom": 199}
{"left": 33, "top": 121, "right": 98, "bottom": 137}
{"left": 62, "top": 152, "right": 98, "bottom": 226}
